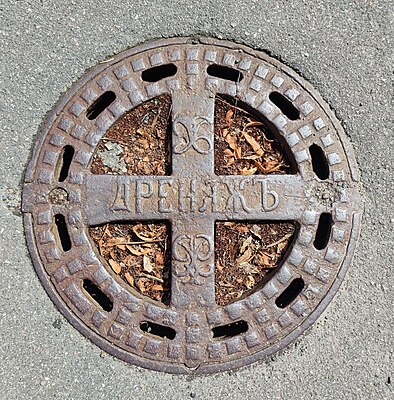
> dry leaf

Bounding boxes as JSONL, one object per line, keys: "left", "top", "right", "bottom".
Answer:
{"left": 137, "top": 138, "right": 149, "bottom": 149}
{"left": 136, "top": 128, "right": 149, "bottom": 138}
{"left": 242, "top": 154, "right": 261, "bottom": 160}
{"left": 107, "top": 237, "right": 128, "bottom": 246}
{"left": 225, "top": 133, "right": 237, "bottom": 150}
{"left": 126, "top": 246, "right": 144, "bottom": 256}
{"left": 216, "top": 260, "right": 224, "bottom": 272}
{"left": 225, "top": 157, "right": 235, "bottom": 167}
{"left": 151, "top": 284, "right": 164, "bottom": 291}
{"left": 143, "top": 255, "right": 153, "bottom": 273}
{"left": 137, "top": 278, "right": 147, "bottom": 292}
{"left": 236, "top": 247, "right": 253, "bottom": 265}
{"left": 132, "top": 226, "right": 159, "bottom": 242}
{"left": 225, "top": 109, "right": 234, "bottom": 125}
{"left": 266, "top": 233, "right": 292, "bottom": 248}
{"left": 125, "top": 271, "right": 134, "bottom": 286}
{"left": 259, "top": 252, "right": 274, "bottom": 267}
{"left": 235, "top": 225, "right": 250, "bottom": 233}
{"left": 240, "top": 166, "right": 257, "bottom": 175}
{"left": 242, "top": 263, "right": 259, "bottom": 274}
{"left": 124, "top": 255, "right": 135, "bottom": 266}
{"left": 108, "top": 259, "right": 121, "bottom": 274}
{"left": 140, "top": 273, "right": 164, "bottom": 282}
{"left": 239, "top": 236, "right": 253, "bottom": 254}
{"left": 155, "top": 252, "right": 165, "bottom": 264}
{"left": 245, "top": 275, "right": 255, "bottom": 289}
{"left": 243, "top": 132, "right": 263, "bottom": 156}
{"left": 277, "top": 242, "right": 286, "bottom": 252}
{"left": 243, "top": 121, "right": 265, "bottom": 130}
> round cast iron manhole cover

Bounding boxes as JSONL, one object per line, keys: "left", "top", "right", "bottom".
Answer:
{"left": 22, "top": 37, "right": 362, "bottom": 374}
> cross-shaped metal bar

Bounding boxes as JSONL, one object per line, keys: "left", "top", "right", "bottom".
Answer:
{"left": 84, "top": 86, "right": 306, "bottom": 308}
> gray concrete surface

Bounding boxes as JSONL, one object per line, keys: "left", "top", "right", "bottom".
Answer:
{"left": 0, "top": 0, "right": 393, "bottom": 399}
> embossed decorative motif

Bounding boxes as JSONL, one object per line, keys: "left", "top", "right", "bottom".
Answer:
{"left": 22, "top": 38, "right": 362, "bottom": 374}
{"left": 173, "top": 116, "right": 212, "bottom": 154}
{"left": 173, "top": 234, "right": 214, "bottom": 284}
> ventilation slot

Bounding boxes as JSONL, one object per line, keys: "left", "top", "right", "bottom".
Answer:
{"left": 309, "top": 144, "right": 329, "bottom": 180}
{"left": 275, "top": 278, "right": 305, "bottom": 308}
{"left": 269, "top": 92, "right": 300, "bottom": 120}
{"left": 83, "top": 279, "right": 113, "bottom": 312}
{"left": 140, "top": 321, "right": 176, "bottom": 340}
{"left": 212, "top": 320, "right": 248, "bottom": 339}
{"left": 54, "top": 214, "right": 71, "bottom": 251}
{"left": 207, "top": 64, "right": 243, "bottom": 82}
{"left": 141, "top": 64, "right": 177, "bottom": 82}
{"left": 56, "top": 145, "right": 74, "bottom": 182}
{"left": 314, "top": 213, "right": 333, "bottom": 250}
{"left": 86, "top": 91, "right": 116, "bottom": 120}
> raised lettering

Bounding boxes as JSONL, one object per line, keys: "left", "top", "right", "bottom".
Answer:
{"left": 107, "top": 177, "right": 281, "bottom": 215}
{"left": 178, "top": 179, "right": 197, "bottom": 212}
{"left": 136, "top": 180, "right": 153, "bottom": 213}
{"left": 225, "top": 179, "right": 251, "bottom": 213}
{"left": 110, "top": 177, "right": 131, "bottom": 212}
{"left": 158, "top": 179, "right": 173, "bottom": 213}
{"left": 198, "top": 180, "right": 218, "bottom": 213}
{"left": 253, "top": 179, "right": 279, "bottom": 211}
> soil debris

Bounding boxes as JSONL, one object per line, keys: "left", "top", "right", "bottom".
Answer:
{"left": 91, "top": 94, "right": 172, "bottom": 175}
{"left": 214, "top": 95, "right": 293, "bottom": 176}
{"left": 215, "top": 222, "right": 296, "bottom": 305}
{"left": 89, "top": 222, "right": 171, "bottom": 304}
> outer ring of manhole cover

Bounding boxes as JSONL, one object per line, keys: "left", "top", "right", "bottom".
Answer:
{"left": 22, "top": 37, "right": 362, "bottom": 374}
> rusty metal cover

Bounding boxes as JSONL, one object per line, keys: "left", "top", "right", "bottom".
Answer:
{"left": 22, "top": 37, "right": 362, "bottom": 374}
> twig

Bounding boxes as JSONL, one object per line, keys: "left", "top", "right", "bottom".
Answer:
{"left": 138, "top": 273, "right": 164, "bottom": 283}
{"left": 265, "top": 233, "right": 292, "bottom": 249}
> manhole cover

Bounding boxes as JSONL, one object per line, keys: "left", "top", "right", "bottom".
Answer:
{"left": 22, "top": 37, "right": 362, "bottom": 374}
